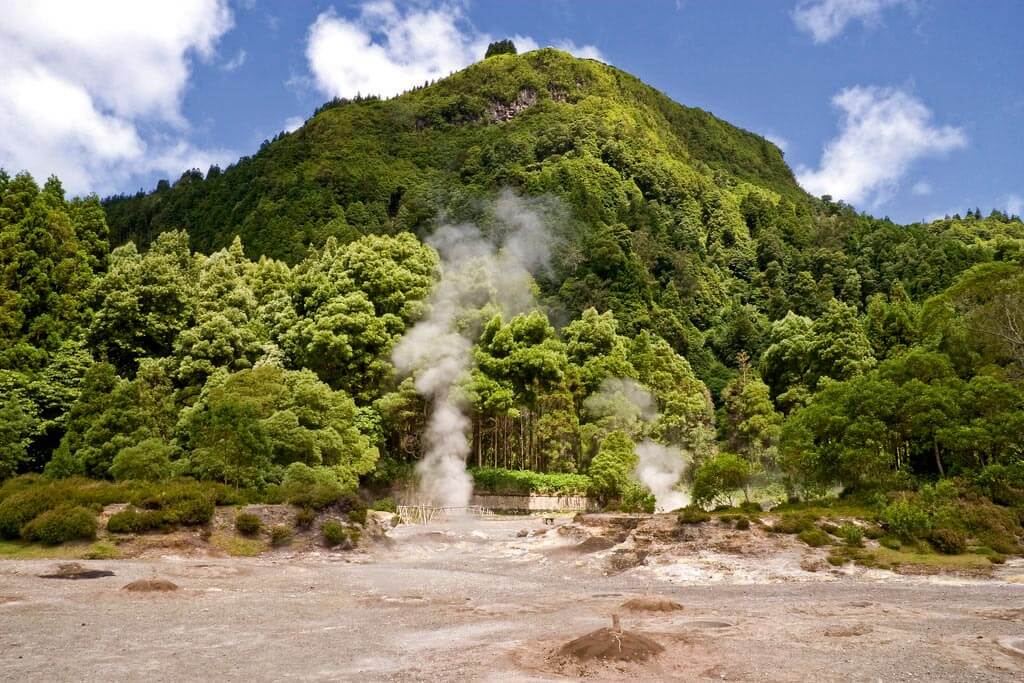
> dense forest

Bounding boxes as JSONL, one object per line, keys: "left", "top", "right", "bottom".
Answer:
{"left": 2, "top": 50, "right": 1023, "bottom": 548}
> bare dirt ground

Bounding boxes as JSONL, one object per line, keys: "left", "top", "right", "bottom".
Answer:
{"left": 2, "top": 515, "right": 1024, "bottom": 681}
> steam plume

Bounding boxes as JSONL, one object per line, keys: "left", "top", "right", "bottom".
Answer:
{"left": 391, "top": 191, "right": 558, "bottom": 507}
{"left": 585, "top": 378, "right": 691, "bottom": 512}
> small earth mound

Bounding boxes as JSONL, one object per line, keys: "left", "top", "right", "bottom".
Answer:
{"left": 575, "top": 536, "right": 617, "bottom": 553}
{"left": 38, "top": 563, "right": 115, "bottom": 580}
{"left": 559, "top": 616, "right": 664, "bottom": 662}
{"left": 620, "top": 597, "right": 683, "bottom": 612}
{"left": 122, "top": 578, "right": 179, "bottom": 592}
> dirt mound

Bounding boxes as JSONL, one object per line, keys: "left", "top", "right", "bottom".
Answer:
{"left": 620, "top": 597, "right": 683, "bottom": 612}
{"left": 559, "top": 616, "right": 664, "bottom": 662}
{"left": 122, "top": 578, "right": 179, "bottom": 592}
{"left": 38, "top": 563, "right": 115, "bottom": 580}
{"left": 576, "top": 536, "right": 617, "bottom": 553}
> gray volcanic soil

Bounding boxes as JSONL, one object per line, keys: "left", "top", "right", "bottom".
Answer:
{"left": 2, "top": 517, "right": 1023, "bottom": 681}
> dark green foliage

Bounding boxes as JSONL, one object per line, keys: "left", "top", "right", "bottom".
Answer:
{"left": 470, "top": 467, "right": 591, "bottom": 496}
{"left": 235, "top": 512, "right": 262, "bottom": 536}
{"left": 370, "top": 498, "right": 397, "bottom": 513}
{"left": 1, "top": 51, "right": 1023, "bottom": 544}
{"left": 771, "top": 514, "right": 816, "bottom": 534}
{"left": 928, "top": 527, "right": 967, "bottom": 554}
{"left": 691, "top": 452, "right": 754, "bottom": 506}
{"left": 880, "top": 499, "right": 931, "bottom": 541}
{"left": 270, "top": 524, "right": 293, "bottom": 546}
{"left": 107, "top": 508, "right": 169, "bottom": 534}
{"left": 879, "top": 536, "right": 901, "bottom": 550}
{"left": 677, "top": 506, "right": 710, "bottom": 524}
{"left": 295, "top": 507, "right": 316, "bottom": 529}
{"left": 798, "top": 528, "right": 830, "bottom": 547}
{"left": 20, "top": 505, "right": 97, "bottom": 545}
{"left": 734, "top": 517, "right": 751, "bottom": 530}
{"left": 485, "top": 40, "right": 517, "bottom": 58}
{"left": 347, "top": 504, "right": 368, "bottom": 526}
{"left": 322, "top": 520, "right": 351, "bottom": 547}
{"left": 836, "top": 523, "right": 864, "bottom": 547}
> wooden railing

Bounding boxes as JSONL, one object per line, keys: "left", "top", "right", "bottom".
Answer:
{"left": 396, "top": 505, "right": 496, "bottom": 524}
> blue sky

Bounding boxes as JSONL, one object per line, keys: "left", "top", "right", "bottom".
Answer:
{"left": 1, "top": 0, "right": 1020, "bottom": 223}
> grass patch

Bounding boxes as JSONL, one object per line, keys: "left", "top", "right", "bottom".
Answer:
{"left": 85, "top": 541, "right": 120, "bottom": 559}
{"left": 798, "top": 528, "right": 831, "bottom": 547}
{"left": 211, "top": 533, "right": 265, "bottom": 557}
{"left": 865, "top": 547, "right": 992, "bottom": 571}
{"left": 0, "top": 539, "right": 93, "bottom": 559}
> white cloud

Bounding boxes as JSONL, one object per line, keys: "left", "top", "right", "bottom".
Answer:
{"left": 221, "top": 48, "right": 247, "bottom": 72}
{"left": 911, "top": 180, "right": 932, "bottom": 196}
{"left": 764, "top": 133, "right": 789, "bottom": 153}
{"left": 792, "top": 0, "right": 909, "bottom": 43}
{"left": 1005, "top": 193, "right": 1024, "bottom": 217}
{"left": 305, "top": 2, "right": 604, "bottom": 100}
{"left": 283, "top": 116, "right": 305, "bottom": 133}
{"left": 797, "top": 86, "right": 966, "bottom": 206}
{"left": 0, "top": 1, "right": 235, "bottom": 195}
{"left": 553, "top": 40, "right": 605, "bottom": 62}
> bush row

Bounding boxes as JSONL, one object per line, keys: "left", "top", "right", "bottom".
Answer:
{"left": 469, "top": 467, "right": 591, "bottom": 497}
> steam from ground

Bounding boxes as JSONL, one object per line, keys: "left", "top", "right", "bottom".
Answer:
{"left": 391, "top": 190, "right": 559, "bottom": 507}
{"left": 585, "top": 378, "right": 691, "bottom": 512}
{"left": 635, "top": 439, "right": 690, "bottom": 512}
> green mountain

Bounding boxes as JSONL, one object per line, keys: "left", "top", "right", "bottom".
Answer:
{"left": 104, "top": 48, "right": 802, "bottom": 257}
{"left": 104, "top": 49, "right": 1024, "bottom": 390}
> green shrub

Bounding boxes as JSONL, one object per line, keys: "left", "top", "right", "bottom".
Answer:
{"left": 798, "top": 528, "right": 831, "bottom": 547}
{"left": 836, "top": 523, "right": 864, "bottom": 548}
{"left": 85, "top": 541, "right": 120, "bottom": 559}
{"left": 167, "top": 497, "right": 215, "bottom": 526}
{"left": 739, "top": 501, "right": 762, "bottom": 513}
{"left": 863, "top": 525, "right": 884, "bottom": 540}
{"left": 106, "top": 508, "right": 169, "bottom": 534}
{"left": 288, "top": 483, "right": 345, "bottom": 511}
{"left": 771, "top": 514, "right": 815, "bottom": 534}
{"left": 470, "top": 467, "right": 591, "bottom": 496}
{"left": 20, "top": 506, "right": 97, "bottom": 545}
{"left": 928, "top": 527, "right": 967, "bottom": 554}
{"left": 0, "top": 485, "right": 67, "bottom": 538}
{"left": 826, "top": 553, "right": 846, "bottom": 566}
{"left": 620, "top": 483, "right": 655, "bottom": 513}
{"left": 880, "top": 498, "right": 931, "bottom": 541}
{"left": 108, "top": 438, "right": 175, "bottom": 482}
{"left": 819, "top": 522, "right": 839, "bottom": 535}
{"left": 270, "top": 525, "right": 293, "bottom": 547}
{"left": 322, "top": 520, "right": 355, "bottom": 547}
{"left": 370, "top": 498, "right": 397, "bottom": 513}
{"left": 691, "top": 452, "right": 753, "bottom": 506}
{"left": 677, "top": 506, "right": 710, "bottom": 525}
{"left": 735, "top": 517, "right": 751, "bottom": 530}
{"left": 879, "top": 535, "right": 902, "bottom": 550}
{"left": 295, "top": 507, "right": 316, "bottom": 529}
{"left": 235, "top": 512, "right": 262, "bottom": 536}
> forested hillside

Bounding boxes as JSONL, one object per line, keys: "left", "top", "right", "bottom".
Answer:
{"left": 2, "top": 50, "right": 1023, "bottom": 545}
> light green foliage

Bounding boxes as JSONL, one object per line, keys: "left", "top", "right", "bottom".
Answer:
{"left": 470, "top": 467, "right": 590, "bottom": 496}
{"left": 20, "top": 505, "right": 97, "bottom": 545}
{"left": 691, "top": 452, "right": 754, "bottom": 506}
{"left": 587, "top": 430, "right": 637, "bottom": 504}
{"left": 179, "top": 366, "right": 377, "bottom": 488}
{"left": 720, "top": 360, "right": 782, "bottom": 466}
{"left": 108, "top": 437, "right": 176, "bottom": 482}
{"left": 0, "top": 51, "right": 1023, "bottom": 526}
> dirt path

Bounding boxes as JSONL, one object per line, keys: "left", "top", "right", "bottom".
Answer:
{"left": 1, "top": 518, "right": 1023, "bottom": 681}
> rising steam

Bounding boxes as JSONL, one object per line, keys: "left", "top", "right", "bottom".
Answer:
{"left": 391, "top": 191, "right": 559, "bottom": 507}
{"left": 585, "top": 378, "right": 691, "bottom": 512}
